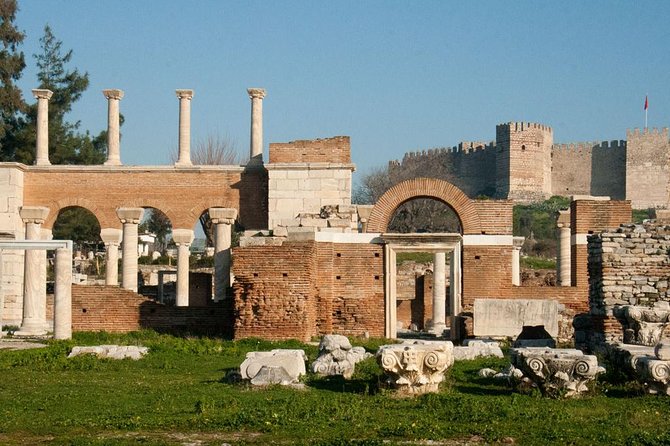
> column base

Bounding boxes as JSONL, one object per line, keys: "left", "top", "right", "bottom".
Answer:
{"left": 429, "top": 323, "right": 448, "bottom": 337}
{"left": 34, "top": 159, "right": 51, "bottom": 166}
{"left": 16, "top": 319, "right": 49, "bottom": 336}
{"left": 104, "top": 159, "right": 122, "bottom": 166}
{"left": 174, "top": 161, "right": 193, "bottom": 167}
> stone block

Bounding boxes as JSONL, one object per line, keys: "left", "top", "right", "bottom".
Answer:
{"left": 239, "top": 349, "right": 307, "bottom": 385}
{"left": 311, "top": 334, "right": 372, "bottom": 379}
{"left": 328, "top": 218, "right": 352, "bottom": 228}
{"left": 453, "top": 339, "right": 504, "bottom": 361}
{"left": 68, "top": 345, "right": 149, "bottom": 360}
{"left": 286, "top": 170, "right": 309, "bottom": 179}
{"left": 473, "top": 299, "right": 558, "bottom": 338}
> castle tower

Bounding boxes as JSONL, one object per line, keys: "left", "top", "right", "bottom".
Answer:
{"left": 625, "top": 128, "right": 670, "bottom": 209}
{"left": 495, "top": 122, "right": 553, "bottom": 202}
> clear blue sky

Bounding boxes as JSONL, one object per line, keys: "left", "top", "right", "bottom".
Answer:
{"left": 13, "top": 0, "right": 670, "bottom": 182}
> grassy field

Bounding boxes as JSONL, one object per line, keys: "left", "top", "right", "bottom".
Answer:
{"left": 1, "top": 331, "right": 669, "bottom": 446}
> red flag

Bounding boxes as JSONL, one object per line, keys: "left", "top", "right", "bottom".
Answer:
{"left": 645, "top": 96, "right": 648, "bottom": 110}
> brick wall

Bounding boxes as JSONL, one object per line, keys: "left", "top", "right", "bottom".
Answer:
{"left": 232, "top": 240, "right": 384, "bottom": 341}
{"left": 66, "top": 285, "right": 233, "bottom": 336}
{"left": 269, "top": 136, "right": 351, "bottom": 163}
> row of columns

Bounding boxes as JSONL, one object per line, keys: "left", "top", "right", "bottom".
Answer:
{"left": 429, "top": 247, "right": 462, "bottom": 336}
{"left": 15, "top": 205, "right": 237, "bottom": 335}
{"left": 31, "top": 87, "right": 267, "bottom": 167}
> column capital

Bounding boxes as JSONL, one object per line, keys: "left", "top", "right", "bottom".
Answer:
{"left": 513, "top": 236, "right": 525, "bottom": 249}
{"left": 557, "top": 209, "right": 571, "bottom": 228}
{"left": 209, "top": 207, "right": 238, "bottom": 225}
{"left": 32, "top": 89, "right": 53, "bottom": 100}
{"left": 19, "top": 206, "right": 49, "bottom": 225}
{"left": 176, "top": 89, "right": 194, "bottom": 100}
{"left": 116, "top": 207, "right": 144, "bottom": 224}
{"left": 247, "top": 88, "right": 266, "bottom": 100}
{"left": 103, "top": 89, "right": 124, "bottom": 100}
{"left": 100, "top": 227, "right": 123, "bottom": 245}
{"left": 172, "top": 228, "right": 194, "bottom": 245}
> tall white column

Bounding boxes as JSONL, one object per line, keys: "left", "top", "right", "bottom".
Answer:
{"left": 209, "top": 207, "right": 237, "bottom": 301}
{"left": 32, "top": 89, "right": 53, "bottom": 166}
{"left": 247, "top": 88, "right": 266, "bottom": 164}
{"left": 172, "top": 229, "right": 194, "bottom": 307}
{"left": 175, "top": 89, "right": 194, "bottom": 166}
{"left": 39, "top": 228, "right": 52, "bottom": 331}
{"left": 431, "top": 252, "right": 447, "bottom": 336}
{"left": 103, "top": 89, "right": 124, "bottom": 166}
{"left": 512, "top": 236, "right": 524, "bottom": 286}
{"left": 100, "top": 228, "right": 122, "bottom": 286}
{"left": 117, "top": 208, "right": 144, "bottom": 292}
{"left": 53, "top": 246, "right": 72, "bottom": 340}
{"left": 557, "top": 209, "right": 571, "bottom": 286}
{"left": 449, "top": 243, "right": 462, "bottom": 317}
{"left": 16, "top": 206, "right": 50, "bottom": 335}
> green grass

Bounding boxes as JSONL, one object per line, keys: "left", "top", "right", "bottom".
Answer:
{"left": 521, "top": 255, "right": 557, "bottom": 269}
{"left": 396, "top": 252, "right": 433, "bottom": 264}
{"left": 1, "top": 331, "right": 669, "bottom": 445}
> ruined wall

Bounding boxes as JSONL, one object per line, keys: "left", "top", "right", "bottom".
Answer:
{"left": 267, "top": 137, "right": 355, "bottom": 229}
{"left": 626, "top": 128, "right": 670, "bottom": 209}
{"left": 232, "top": 239, "right": 384, "bottom": 340}
{"left": 68, "top": 285, "right": 232, "bottom": 336}
{"left": 0, "top": 164, "right": 25, "bottom": 324}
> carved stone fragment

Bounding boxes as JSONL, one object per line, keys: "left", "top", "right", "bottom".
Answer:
{"left": 634, "top": 342, "right": 670, "bottom": 395}
{"left": 240, "top": 349, "right": 307, "bottom": 385}
{"left": 511, "top": 347, "right": 604, "bottom": 397}
{"left": 311, "top": 334, "right": 372, "bottom": 379}
{"left": 620, "top": 305, "right": 670, "bottom": 346}
{"left": 377, "top": 340, "right": 454, "bottom": 395}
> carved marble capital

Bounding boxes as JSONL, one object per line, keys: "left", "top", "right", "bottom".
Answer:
{"left": 19, "top": 206, "right": 50, "bottom": 225}
{"left": 172, "top": 228, "right": 194, "bottom": 245}
{"left": 32, "top": 89, "right": 53, "bottom": 101}
{"left": 247, "top": 88, "right": 266, "bottom": 100}
{"left": 511, "top": 347, "right": 604, "bottom": 397}
{"left": 116, "top": 207, "right": 144, "bottom": 224}
{"left": 176, "top": 89, "right": 194, "bottom": 100}
{"left": 209, "top": 207, "right": 238, "bottom": 225}
{"left": 377, "top": 340, "right": 454, "bottom": 394}
{"left": 100, "top": 228, "right": 123, "bottom": 246}
{"left": 103, "top": 89, "right": 124, "bottom": 100}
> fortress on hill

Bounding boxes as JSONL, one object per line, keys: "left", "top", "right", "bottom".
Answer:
{"left": 388, "top": 122, "right": 670, "bottom": 209}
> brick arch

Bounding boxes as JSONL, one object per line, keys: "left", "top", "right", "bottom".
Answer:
{"left": 366, "top": 178, "right": 482, "bottom": 234}
{"left": 186, "top": 199, "right": 240, "bottom": 230}
{"left": 122, "top": 200, "right": 179, "bottom": 229}
{"left": 44, "top": 198, "right": 107, "bottom": 229}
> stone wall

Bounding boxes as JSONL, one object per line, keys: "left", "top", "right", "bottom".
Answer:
{"left": 267, "top": 137, "right": 355, "bottom": 229}
{"left": 0, "top": 164, "right": 25, "bottom": 324}
{"left": 625, "top": 128, "right": 670, "bottom": 209}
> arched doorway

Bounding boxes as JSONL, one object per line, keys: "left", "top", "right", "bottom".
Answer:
{"left": 367, "top": 178, "right": 480, "bottom": 338}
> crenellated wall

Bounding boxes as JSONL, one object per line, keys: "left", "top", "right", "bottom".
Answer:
{"left": 626, "top": 128, "right": 670, "bottom": 208}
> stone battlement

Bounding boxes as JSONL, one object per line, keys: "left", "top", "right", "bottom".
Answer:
{"left": 496, "top": 121, "right": 553, "bottom": 134}
{"left": 552, "top": 140, "right": 627, "bottom": 151}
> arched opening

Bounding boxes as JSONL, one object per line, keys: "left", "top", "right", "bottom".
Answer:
{"left": 52, "top": 206, "right": 102, "bottom": 280}
{"left": 387, "top": 197, "right": 462, "bottom": 234}
{"left": 137, "top": 207, "right": 174, "bottom": 303}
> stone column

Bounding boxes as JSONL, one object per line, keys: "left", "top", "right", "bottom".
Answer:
{"left": 117, "top": 208, "right": 144, "bottom": 291}
{"left": 103, "top": 89, "right": 124, "bottom": 166}
{"left": 53, "top": 246, "right": 72, "bottom": 340}
{"left": 512, "top": 236, "right": 525, "bottom": 286}
{"left": 39, "top": 228, "right": 52, "bottom": 331}
{"left": 209, "top": 207, "right": 237, "bottom": 301}
{"left": 247, "top": 88, "right": 266, "bottom": 164}
{"left": 33, "top": 89, "right": 53, "bottom": 166}
{"left": 16, "top": 206, "right": 50, "bottom": 335}
{"left": 100, "top": 228, "right": 122, "bottom": 286}
{"left": 175, "top": 89, "right": 194, "bottom": 166}
{"left": 449, "top": 243, "right": 462, "bottom": 321}
{"left": 431, "top": 252, "right": 447, "bottom": 336}
{"left": 557, "top": 209, "right": 571, "bottom": 286}
{"left": 172, "top": 229, "right": 194, "bottom": 307}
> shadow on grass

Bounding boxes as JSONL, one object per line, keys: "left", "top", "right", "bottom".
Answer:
{"left": 305, "top": 374, "right": 381, "bottom": 395}
{"left": 452, "top": 384, "right": 513, "bottom": 397}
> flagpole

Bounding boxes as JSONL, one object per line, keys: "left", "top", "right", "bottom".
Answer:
{"left": 645, "top": 94, "right": 648, "bottom": 129}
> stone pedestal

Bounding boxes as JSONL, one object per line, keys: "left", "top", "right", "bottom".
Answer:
{"left": 100, "top": 228, "right": 122, "bottom": 286}
{"left": 557, "top": 210, "right": 571, "bottom": 286}
{"left": 175, "top": 89, "right": 193, "bottom": 166}
{"left": 172, "top": 228, "right": 194, "bottom": 307}
{"left": 103, "top": 89, "right": 124, "bottom": 166}
{"left": 247, "top": 88, "right": 266, "bottom": 165}
{"left": 240, "top": 349, "right": 307, "bottom": 386}
{"left": 32, "top": 89, "right": 53, "bottom": 166}
{"left": 209, "top": 207, "right": 237, "bottom": 301}
{"left": 117, "top": 208, "right": 144, "bottom": 291}
{"left": 16, "top": 206, "right": 50, "bottom": 335}
{"left": 431, "top": 252, "right": 447, "bottom": 335}
{"left": 511, "top": 347, "right": 604, "bottom": 397}
{"left": 53, "top": 246, "right": 72, "bottom": 340}
{"left": 377, "top": 340, "right": 454, "bottom": 394}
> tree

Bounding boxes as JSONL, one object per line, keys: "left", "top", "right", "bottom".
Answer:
{"left": 52, "top": 207, "right": 101, "bottom": 249}
{"left": 0, "top": 0, "right": 26, "bottom": 160}
{"left": 139, "top": 209, "right": 172, "bottom": 253}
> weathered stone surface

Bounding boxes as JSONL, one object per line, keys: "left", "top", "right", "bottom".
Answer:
{"left": 453, "top": 339, "right": 503, "bottom": 361}
{"left": 377, "top": 340, "right": 454, "bottom": 395}
{"left": 511, "top": 347, "right": 604, "bottom": 397}
{"left": 635, "top": 343, "right": 670, "bottom": 395}
{"left": 311, "top": 334, "right": 372, "bottom": 379}
{"left": 68, "top": 345, "right": 149, "bottom": 360}
{"left": 473, "top": 299, "right": 558, "bottom": 338}
{"left": 620, "top": 305, "right": 670, "bottom": 346}
{"left": 240, "top": 349, "right": 307, "bottom": 385}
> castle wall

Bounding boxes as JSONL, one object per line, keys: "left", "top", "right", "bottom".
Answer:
{"left": 625, "top": 128, "right": 670, "bottom": 208}
{"left": 267, "top": 137, "right": 355, "bottom": 229}
{"left": 0, "top": 164, "right": 25, "bottom": 325}
{"left": 551, "top": 141, "right": 626, "bottom": 199}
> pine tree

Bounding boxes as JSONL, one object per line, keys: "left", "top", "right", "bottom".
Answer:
{"left": 0, "top": 0, "right": 26, "bottom": 160}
